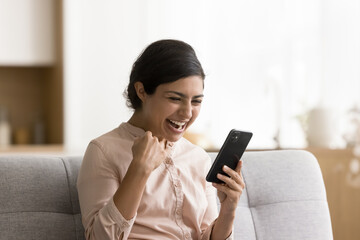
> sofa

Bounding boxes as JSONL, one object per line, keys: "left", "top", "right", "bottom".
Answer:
{"left": 0, "top": 150, "right": 333, "bottom": 240}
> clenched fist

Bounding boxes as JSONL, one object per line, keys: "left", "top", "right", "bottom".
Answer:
{"left": 131, "top": 131, "right": 168, "bottom": 174}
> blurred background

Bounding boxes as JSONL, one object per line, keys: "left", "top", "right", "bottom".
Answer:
{"left": 0, "top": 0, "right": 360, "bottom": 239}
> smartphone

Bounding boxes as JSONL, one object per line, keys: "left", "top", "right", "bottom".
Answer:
{"left": 206, "top": 129, "right": 253, "bottom": 183}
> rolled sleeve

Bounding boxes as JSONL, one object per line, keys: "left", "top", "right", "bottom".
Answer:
{"left": 201, "top": 219, "right": 234, "bottom": 240}
{"left": 91, "top": 197, "right": 136, "bottom": 240}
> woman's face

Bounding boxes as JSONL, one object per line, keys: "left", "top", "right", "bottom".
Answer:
{"left": 140, "top": 76, "right": 204, "bottom": 142}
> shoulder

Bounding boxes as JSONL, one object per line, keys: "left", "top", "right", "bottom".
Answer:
{"left": 89, "top": 122, "right": 144, "bottom": 154}
{"left": 90, "top": 126, "right": 132, "bottom": 154}
{"left": 82, "top": 125, "right": 135, "bottom": 176}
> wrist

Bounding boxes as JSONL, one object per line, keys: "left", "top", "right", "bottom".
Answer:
{"left": 211, "top": 209, "right": 235, "bottom": 240}
{"left": 219, "top": 206, "right": 236, "bottom": 219}
{"left": 129, "top": 158, "right": 153, "bottom": 177}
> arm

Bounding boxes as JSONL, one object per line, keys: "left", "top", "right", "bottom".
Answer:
{"left": 113, "top": 131, "right": 168, "bottom": 220}
{"left": 77, "top": 142, "right": 132, "bottom": 240}
{"left": 77, "top": 132, "right": 167, "bottom": 240}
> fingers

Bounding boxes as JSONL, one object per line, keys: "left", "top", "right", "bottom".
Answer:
{"left": 212, "top": 182, "right": 240, "bottom": 199}
{"left": 234, "top": 159, "right": 242, "bottom": 174}
{"left": 144, "top": 132, "right": 168, "bottom": 150}
{"left": 212, "top": 179, "right": 243, "bottom": 205}
{"left": 145, "top": 131, "right": 153, "bottom": 137}
{"left": 216, "top": 161, "right": 245, "bottom": 190}
{"left": 143, "top": 131, "right": 160, "bottom": 143}
{"left": 225, "top": 162, "right": 244, "bottom": 183}
{"left": 134, "top": 131, "right": 169, "bottom": 156}
{"left": 216, "top": 173, "right": 243, "bottom": 192}
{"left": 160, "top": 138, "right": 167, "bottom": 149}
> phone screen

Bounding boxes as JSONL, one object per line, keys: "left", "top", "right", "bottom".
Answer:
{"left": 206, "top": 129, "right": 252, "bottom": 183}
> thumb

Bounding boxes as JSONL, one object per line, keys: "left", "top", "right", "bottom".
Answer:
{"left": 159, "top": 138, "right": 167, "bottom": 148}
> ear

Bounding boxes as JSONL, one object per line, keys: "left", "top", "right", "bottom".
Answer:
{"left": 134, "top": 82, "right": 147, "bottom": 103}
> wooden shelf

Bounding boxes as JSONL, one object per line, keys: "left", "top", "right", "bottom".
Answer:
{"left": 0, "top": 144, "right": 64, "bottom": 155}
{"left": 0, "top": 1, "right": 63, "bottom": 145}
{"left": 306, "top": 148, "right": 360, "bottom": 240}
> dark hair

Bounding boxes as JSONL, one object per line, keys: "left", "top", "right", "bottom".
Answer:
{"left": 124, "top": 39, "right": 205, "bottom": 110}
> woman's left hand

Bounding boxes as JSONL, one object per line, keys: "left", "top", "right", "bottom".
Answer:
{"left": 212, "top": 160, "right": 245, "bottom": 213}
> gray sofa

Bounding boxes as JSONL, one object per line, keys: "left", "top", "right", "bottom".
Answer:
{"left": 0, "top": 150, "right": 333, "bottom": 240}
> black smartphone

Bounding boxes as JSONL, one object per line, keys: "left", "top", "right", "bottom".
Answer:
{"left": 206, "top": 129, "right": 253, "bottom": 183}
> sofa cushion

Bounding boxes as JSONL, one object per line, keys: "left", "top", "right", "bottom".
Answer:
{"left": 0, "top": 212, "right": 76, "bottom": 240}
{"left": 0, "top": 156, "right": 85, "bottom": 240}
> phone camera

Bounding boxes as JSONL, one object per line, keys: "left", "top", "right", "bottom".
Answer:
{"left": 230, "top": 133, "right": 239, "bottom": 143}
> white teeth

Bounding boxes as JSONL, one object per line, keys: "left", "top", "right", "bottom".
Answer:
{"left": 169, "top": 120, "right": 186, "bottom": 130}
{"left": 169, "top": 120, "right": 186, "bottom": 127}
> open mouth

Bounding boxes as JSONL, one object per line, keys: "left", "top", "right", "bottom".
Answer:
{"left": 167, "top": 119, "right": 187, "bottom": 131}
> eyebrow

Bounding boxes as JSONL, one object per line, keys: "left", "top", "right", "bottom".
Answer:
{"left": 165, "top": 91, "right": 204, "bottom": 99}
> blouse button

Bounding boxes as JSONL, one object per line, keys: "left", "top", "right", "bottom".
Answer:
{"left": 174, "top": 181, "right": 179, "bottom": 187}
{"left": 176, "top": 209, "right": 182, "bottom": 215}
{"left": 185, "top": 233, "right": 191, "bottom": 239}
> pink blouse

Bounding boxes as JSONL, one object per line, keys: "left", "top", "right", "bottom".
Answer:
{"left": 77, "top": 122, "right": 231, "bottom": 240}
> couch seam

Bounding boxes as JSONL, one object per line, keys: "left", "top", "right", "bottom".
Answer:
{"left": 60, "top": 157, "right": 79, "bottom": 240}
{"left": 249, "top": 198, "right": 328, "bottom": 208}
{"left": 242, "top": 170, "right": 259, "bottom": 240}
{"left": 0, "top": 211, "right": 82, "bottom": 215}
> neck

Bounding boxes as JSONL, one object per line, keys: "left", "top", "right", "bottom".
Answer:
{"left": 128, "top": 111, "right": 147, "bottom": 131}
{"left": 128, "top": 111, "right": 169, "bottom": 143}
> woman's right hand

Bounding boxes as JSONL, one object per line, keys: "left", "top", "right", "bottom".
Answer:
{"left": 131, "top": 131, "right": 168, "bottom": 174}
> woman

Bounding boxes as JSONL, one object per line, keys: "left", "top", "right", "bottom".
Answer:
{"left": 77, "top": 39, "right": 245, "bottom": 240}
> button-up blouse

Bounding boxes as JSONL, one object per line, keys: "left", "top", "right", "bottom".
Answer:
{"left": 77, "top": 122, "right": 231, "bottom": 240}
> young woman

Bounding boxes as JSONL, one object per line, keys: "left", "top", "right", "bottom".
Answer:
{"left": 77, "top": 39, "right": 245, "bottom": 240}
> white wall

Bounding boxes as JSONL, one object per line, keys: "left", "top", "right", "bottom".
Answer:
{"left": 63, "top": 0, "right": 360, "bottom": 153}
{"left": 63, "top": 1, "right": 143, "bottom": 152}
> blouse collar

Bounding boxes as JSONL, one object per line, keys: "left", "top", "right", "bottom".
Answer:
{"left": 120, "top": 122, "right": 145, "bottom": 138}
{"left": 119, "top": 122, "right": 176, "bottom": 152}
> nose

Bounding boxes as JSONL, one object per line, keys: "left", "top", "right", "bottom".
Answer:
{"left": 179, "top": 101, "right": 192, "bottom": 119}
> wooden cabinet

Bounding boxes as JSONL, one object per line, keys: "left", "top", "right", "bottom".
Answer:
{"left": 0, "top": 0, "right": 55, "bottom": 65}
{"left": 0, "top": 0, "right": 63, "bottom": 148}
{"left": 307, "top": 148, "right": 360, "bottom": 240}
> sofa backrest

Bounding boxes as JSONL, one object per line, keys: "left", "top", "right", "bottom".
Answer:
{"left": 0, "top": 156, "right": 85, "bottom": 240}
{"left": 0, "top": 150, "right": 333, "bottom": 240}
{"left": 209, "top": 150, "right": 333, "bottom": 240}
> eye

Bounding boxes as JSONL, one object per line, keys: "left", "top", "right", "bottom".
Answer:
{"left": 192, "top": 99, "right": 203, "bottom": 105}
{"left": 169, "top": 97, "right": 181, "bottom": 101}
